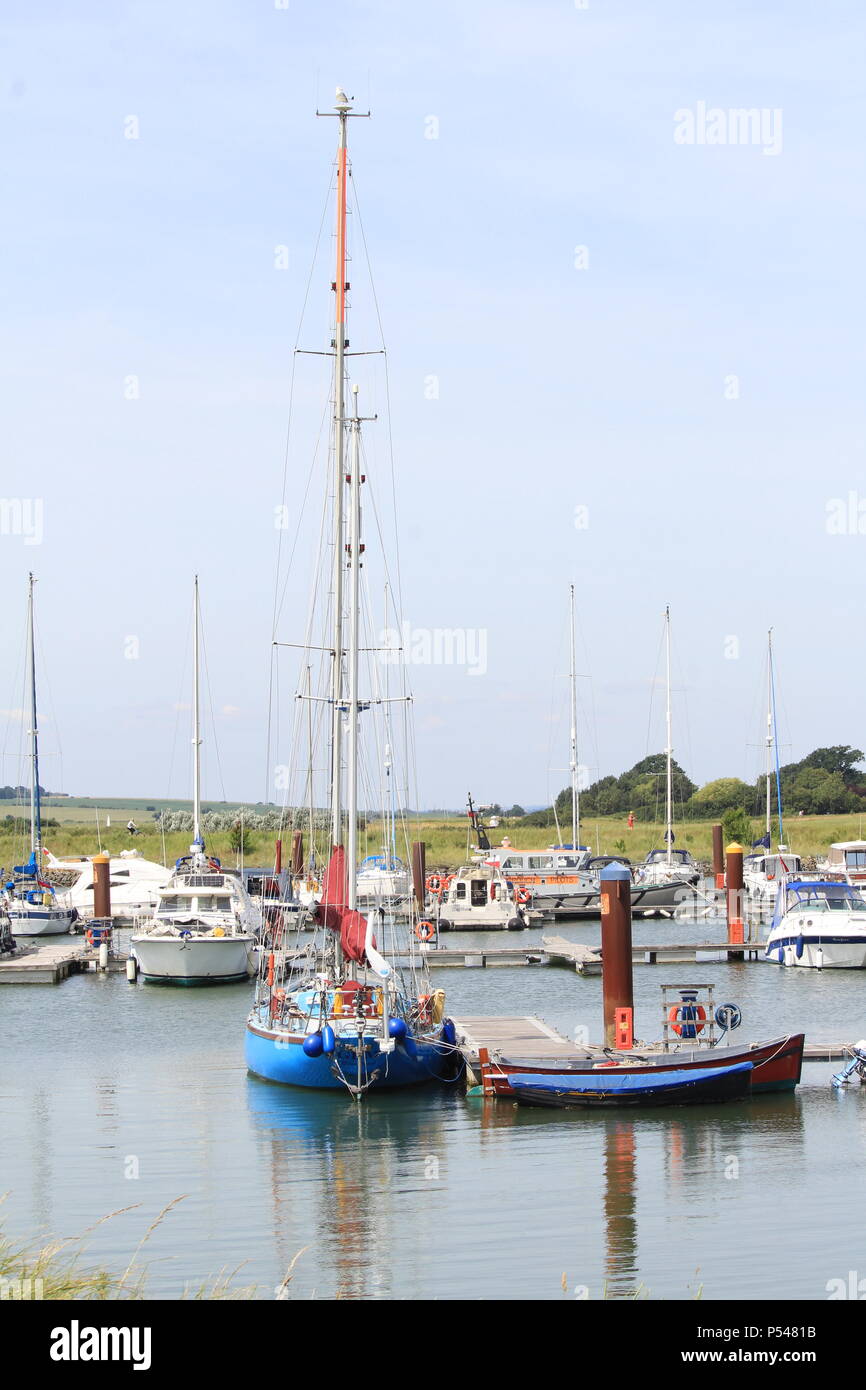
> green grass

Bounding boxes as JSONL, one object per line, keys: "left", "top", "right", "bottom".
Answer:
{"left": 2, "top": 808, "right": 860, "bottom": 876}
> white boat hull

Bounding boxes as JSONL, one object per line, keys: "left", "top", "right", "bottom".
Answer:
{"left": 130, "top": 933, "right": 258, "bottom": 983}
{"left": 764, "top": 937, "right": 866, "bottom": 969}
{"left": 9, "top": 907, "right": 76, "bottom": 937}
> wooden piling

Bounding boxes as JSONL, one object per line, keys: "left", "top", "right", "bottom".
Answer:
{"left": 726, "top": 841, "right": 745, "bottom": 945}
{"left": 712, "top": 823, "right": 725, "bottom": 890}
{"left": 291, "top": 831, "right": 304, "bottom": 876}
{"left": 412, "top": 841, "right": 427, "bottom": 911}
{"left": 274, "top": 838, "right": 282, "bottom": 873}
{"left": 600, "top": 862, "right": 634, "bottom": 1049}
{"left": 92, "top": 853, "right": 111, "bottom": 921}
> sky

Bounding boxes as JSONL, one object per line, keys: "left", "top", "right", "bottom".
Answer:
{"left": 0, "top": 0, "right": 864, "bottom": 811}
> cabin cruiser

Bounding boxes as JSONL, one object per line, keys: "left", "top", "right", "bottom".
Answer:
{"left": 4, "top": 859, "right": 78, "bottom": 937}
{"left": 355, "top": 852, "right": 410, "bottom": 905}
{"left": 816, "top": 842, "right": 866, "bottom": 889}
{"left": 437, "top": 863, "right": 526, "bottom": 931}
{"left": 634, "top": 847, "right": 701, "bottom": 888}
{"left": 48, "top": 849, "right": 171, "bottom": 925}
{"left": 482, "top": 844, "right": 594, "bottom": 903}
{"left": 130, "top": 841, "right": 261, "bottom": 983}
{"left": 743, "top": 848, "right": 801, "bottom": 910}
{"left": 763, "top": 878, "right": 866, "bottom": 969}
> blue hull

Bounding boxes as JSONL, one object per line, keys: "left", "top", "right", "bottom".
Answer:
{"left": 245, "top": 1024, "right": 452, "bottom": 1091}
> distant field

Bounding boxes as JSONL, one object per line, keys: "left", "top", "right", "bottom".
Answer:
{"left": 1, "top": 807, "right": 859, "bottom": 874}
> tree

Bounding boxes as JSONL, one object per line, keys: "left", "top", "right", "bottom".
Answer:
{"left": 507, "top": 804, "right": 525, "bottom": 817}
{"left": 722, "top": 806, "right": 753, "bottom": 847}
{"left": 229, "top": 820, "right": 252, "bottom": 855}
{"left": 688, "top": 778, "right": 753, "bottom": 817}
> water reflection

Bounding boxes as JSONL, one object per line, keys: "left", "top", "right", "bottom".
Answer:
{"left": 245, "top": 1078, "right": 458, "bottom": 1299}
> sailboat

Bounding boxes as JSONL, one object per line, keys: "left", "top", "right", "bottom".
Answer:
{"left": 4, "top": 575, "right": 77, "bottom": 937}
{"left": 245, "top": 88, "right": 458, "bottom": 1096}
{"left": 130, "top": 579, "right": 260, "bottom": 983}
{"left": 744, "top": 629, "right": 800, "bottom": 907}
{"left": 634, "top": 606, "right": 700, "bottom": 893}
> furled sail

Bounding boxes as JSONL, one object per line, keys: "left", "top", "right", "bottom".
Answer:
{"left": 319, "top": 845, "right": 375, "bottom": 964}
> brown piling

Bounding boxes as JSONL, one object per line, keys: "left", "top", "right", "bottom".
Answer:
{"left": 726, "top": 841, "right": 745, "bottom": 946}
{"left": 274, "top": 838, "right": 282, "bottom": 874}
{"left": 600, "top": 862, "right": 634, "bottom": 1049}
{"left": 291, "top": 831, "right": 304, "bottom": 876}
{"left": 411, "top": 841, "right": 427, "bottom": 911}
{"left": 92, "top": 853, "right": 111, "bottom": 921}
{"left": 712, "top": 824, "right": 725, "bottom": 890}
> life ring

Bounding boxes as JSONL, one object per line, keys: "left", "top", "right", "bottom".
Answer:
{"left": 425, "top": 874, "right": 441, "bottom": 895}
{"left": 442, "top": 874, "right": 454, "bottom": 890}
{"left": 515, "top": 886, "right": 531, "bottom": 905}
{"left": 414, "top": 919, "right": 435, "bottom": 943}
{"left": 668, "top": 1003, "right": 706, "bottom": 1037}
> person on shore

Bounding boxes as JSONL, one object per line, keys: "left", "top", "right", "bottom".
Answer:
{"left": 127, "top": 819, "right": 137, "bottom": 837}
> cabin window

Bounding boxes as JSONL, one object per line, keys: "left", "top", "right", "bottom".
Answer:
{"left": 455, "top": 882, "right": 466, "bottom": 899}
{"left": 528, "top": 856, "right": 554, "bottom": 870}
{"left": 847, "top": 851, "right": 866, "bottom": 869}
{"left": 470, "top": 880, "right": 487, "bottom": 907}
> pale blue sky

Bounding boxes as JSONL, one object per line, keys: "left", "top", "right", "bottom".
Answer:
{"left": 0, "top": 1, "right": 863, "bottom": 809}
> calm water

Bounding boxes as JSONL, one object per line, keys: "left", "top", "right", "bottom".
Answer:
{"left": 2, "top": 919, "right": 866, "bottom": 1300}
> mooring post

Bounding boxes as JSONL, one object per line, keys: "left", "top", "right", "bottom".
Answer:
{"left": 712, "top": 823, "right": 724, "bottom": 890}
{"left": 291, "top": 831, "right": 304, "bottom": 876}
{"left": 411, "top": 841, "right": 427, "bottom": 912}
{"left": 726, "top": 841, "right": 745, "bottom": 948}
{"left": 600, "top": 862, "right": 634, "bottom": 1049}
{"left": 274, "top": 838, "right": 282, "bottom": 874}
{"left": 92, "top": 853, "right": 111, "bottom": 922}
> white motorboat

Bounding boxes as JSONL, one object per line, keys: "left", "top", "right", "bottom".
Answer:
{"left": 816, "top": 841, "right": 866, "bottom": 889}
{"left": 437, "top": 863, "right": 526, "bottom": 931}
{"left": 130, "top": 580, "right": 261, "bottom": 983}
{"left": 483, "top": 845, "right": 595, "bottom": 902}
{"left": 743, "top": 849, "right": 802, "bottom": 909}
{"left": 4, "top": 575, "right": 77, "bottom": 937}
{"left": 50, "top": 850, "right": 171, "bottom": 924}
{"left": 763, "top": 878, "right": 866, "bottom": 969}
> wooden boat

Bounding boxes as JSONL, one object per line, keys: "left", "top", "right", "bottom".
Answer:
{"left": 479, "top": 1033, "right": 804, "bottom": 1097}
{"left": 506, "top": 1061, "right": 753, "bottom": 1109}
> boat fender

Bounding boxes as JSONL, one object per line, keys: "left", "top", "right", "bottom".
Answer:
{"left": 213, "top": 926, "right": 225, "bottom": 938}
{"left": 714, "top": 1003, "right": 742, "bottom": 1032}
{"left": 796, "top": 935, "right": 805, "bottom": 960}
{"left": 321, "top": 1024, "right": 336, "bottom": 1054}
{"left": 388, "top": 1017, "right": 408, "bottom": 1041}
{"left": 414, "top": 919, "right": 435, "bottom": 943}
{"left": 777, "top": 946, "right": 784, "bottom": 963}
{"left": 441, "top": 1018, "right": 457, "bottom": 1046}
{"left": 431, "top": 988, "right": 446, "bottom": 1024}
{"left": 438, "top": 920, "right": 452, "bottom": 934}
{"left": 180, "top": 929, "right": 192, "bottom": 940}
{"left": 506, "top": 917, "right": 525, "bottom": 931}
{"left": 303, "top": 1032, "right": 324, "bottom": 1058}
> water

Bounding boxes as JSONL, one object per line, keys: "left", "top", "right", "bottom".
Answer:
{"left": 2, "top": 923, "right": 864, "bottom": 1300}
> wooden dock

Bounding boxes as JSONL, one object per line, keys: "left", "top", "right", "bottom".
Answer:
{"left": 0, "top": 939, "right": 93, "bottom": 984}
{"left": 453, "top": 1016, "right": 854, "bottom": 1071}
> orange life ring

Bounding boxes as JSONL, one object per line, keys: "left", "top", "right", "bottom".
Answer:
{"left": 668, "top": 1003, "right": 706, "bottom": 1037}
{"left": 516, "top": 886, "right": 531, "bottom": 905}
{"left": 414, "top": 919, "right": 435, "bottom": 943}
{"left": 425, "top": 874, "right": 441, "bottom": 894}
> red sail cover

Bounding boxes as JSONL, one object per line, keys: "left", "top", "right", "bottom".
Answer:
{"left": 319, "top": 846, "right": 374, "bottom": 965}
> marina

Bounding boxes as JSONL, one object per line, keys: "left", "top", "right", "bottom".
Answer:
{"left": 0, "top": 1, "right": 861, "bottom": 1338}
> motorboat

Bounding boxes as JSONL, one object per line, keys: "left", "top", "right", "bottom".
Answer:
{"left": 764, "top": 878, "right": 866, "bottom": 969}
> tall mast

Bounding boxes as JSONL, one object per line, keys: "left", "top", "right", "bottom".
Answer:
{"left": 765, "top": 628, "right": 773, "bottom": 845}
{"left": 769, "top": 630, "right": 784, "bottom": 847}
{"left": 569, "top": 584, "right": 579, "bottom": 849}
{"left": 346, "top": 386, "right": 362, "bottom": 910}
{"left": 193, "top": 576, "right": 202, "bottom": 847}
{"left": 329, "top": 87, "right": 351, "bottom": 848}
{"left": 664, "top": 604, "right": 673, "bottom": 864}
{"left": 27, "top": 573, "right": 41, "bottom": 859}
